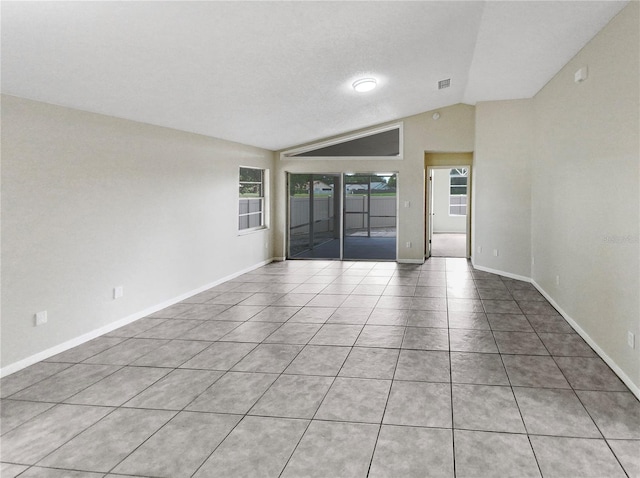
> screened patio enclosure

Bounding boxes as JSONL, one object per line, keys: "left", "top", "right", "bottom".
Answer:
{"left": 287, "top": 173, "right": 397, "bottom": 260}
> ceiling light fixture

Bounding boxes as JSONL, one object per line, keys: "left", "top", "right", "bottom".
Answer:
{"left": 352, "top": 78, "right": 377, "bottom": 93}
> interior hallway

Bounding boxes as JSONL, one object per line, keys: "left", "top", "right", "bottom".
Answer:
{"left": 1, "top": 258, "right": 639, "bottom": 477}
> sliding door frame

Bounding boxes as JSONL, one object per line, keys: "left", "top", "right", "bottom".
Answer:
{"left": 286, "top": 171, "right": 398, "bottom": 261}
{"left": 343, "top": 173, "right": 398, "bottom": 261}
{"left": 286, "top": 172, "right": 342, "bottom": 260}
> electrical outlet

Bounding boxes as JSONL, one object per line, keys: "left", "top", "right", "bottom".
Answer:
{"left": 493, "top": 249, "right": 499, "bottom": 257}
{"left": 555, "top": 275, "right": 560, "bottom": 286}
{"left": 404, "top": 201, "right": 410, "bottom": 208}
{"left": 406, "top": 241, "right": 412, "bottom": 248}
{"left": 114, "top": 286, "right": 124, "bottom": 299}
{"left": 628, "top": 331, "right": 635, "bottom": 349}
{"left": 35, "top": 311, "right": 47, "bottom": 326}
{"left": 477, "top": 246, "right": 482, "bottom": 254}
{"left": 531, "top": 256, "right": 535, "bottom": 265}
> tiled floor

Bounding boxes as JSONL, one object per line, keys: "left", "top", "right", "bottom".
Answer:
{"left": 2, "top": 258, "right": 639, "bottom": 478}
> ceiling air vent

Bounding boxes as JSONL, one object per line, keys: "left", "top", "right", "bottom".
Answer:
{"left": 438, "top": 78, "right": 451, "bottom": 90}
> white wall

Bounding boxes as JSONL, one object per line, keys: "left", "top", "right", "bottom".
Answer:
{"left": 472, "top": 2, "right": 639, "bottom": 393}
{"left": 532, "top": 2, "right": 639, "bottom": 389}
{"left": 274, "top": 103, "right": 476, "bottom": 261}
{"left": 432, "top": 168, "right": 466, "bottom": 233}
{"left": 1, "top": 95, "right": 275, "bottom": 371}
{"left": 473, "top": 100, "right": 533, "bottom": 278}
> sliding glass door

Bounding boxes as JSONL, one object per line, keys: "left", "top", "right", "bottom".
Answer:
{"left": 343, "top": 174, "right": 397, "bottom": 260}
{"left": 288, "top": 174, "right": 341, "bottom": 259}
{"left": 287, "top": 172, "right": 397, "bottom": 260}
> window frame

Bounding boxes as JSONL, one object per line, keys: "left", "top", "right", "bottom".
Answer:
{"left": 238, "top": 166, "right": 268, "bottom": 233}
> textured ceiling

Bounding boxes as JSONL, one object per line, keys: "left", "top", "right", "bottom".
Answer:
{"left": 1, "top": 1, "right": 628, "bottom": 151}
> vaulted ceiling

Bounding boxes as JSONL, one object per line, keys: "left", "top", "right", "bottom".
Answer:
{"left": 1, "top": 1, "right": 628, "bottom": 151}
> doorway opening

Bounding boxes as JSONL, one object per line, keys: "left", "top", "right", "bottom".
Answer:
{"left": 424, "top": 152, "right": 473, "bottom": 259}
{"left": 429, "top": 168, "right": 468, "bottom": 257}
{"left": 287, "top": 172, "right": 397, "bottom": 261}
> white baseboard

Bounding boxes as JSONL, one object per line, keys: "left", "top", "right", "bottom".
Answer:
{"left": 0, "top": 258, "right": 275, "bottom": 378}
{"left": 6, "top": 257, "right": 638, "bottom": 401}
{"left": 470, "top": 260, "right": 531, "bottom": 283}
{"left": 531, "top": 280, "right": 640, "bottom": 400}
{"left": 470, "top": 260, "right": 639, "bottom": 399}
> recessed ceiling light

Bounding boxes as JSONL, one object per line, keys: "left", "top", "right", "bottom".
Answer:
{"left": 352, "top": 78, "right": 377, "bottom": 92}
